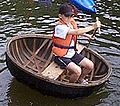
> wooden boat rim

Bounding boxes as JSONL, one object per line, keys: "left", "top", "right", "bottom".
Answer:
{"left": 6, "top": 34, "right": 112, "bottom": 88}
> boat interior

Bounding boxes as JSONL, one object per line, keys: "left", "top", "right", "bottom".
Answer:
{"left": 8, "top": 36, "right": 110, "bottom": 83}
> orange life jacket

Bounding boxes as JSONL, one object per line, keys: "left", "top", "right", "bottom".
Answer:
{"left": 52, "top": 18, "right": 78, "bottom": 57}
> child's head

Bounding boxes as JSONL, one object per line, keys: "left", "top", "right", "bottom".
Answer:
{"left": 58, "top": 3, "right": 75, "bottom": 23}
{"left": 59, "top": 3, "right": 74, "bottom": 17}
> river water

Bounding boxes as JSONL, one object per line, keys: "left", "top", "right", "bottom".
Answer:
{"left": 0, "top": 0, "right": 120, "bottom": 106}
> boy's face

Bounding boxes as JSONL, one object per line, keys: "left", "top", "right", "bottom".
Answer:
{"left": 60, "top": 14, "right": 74, "bottom": 23}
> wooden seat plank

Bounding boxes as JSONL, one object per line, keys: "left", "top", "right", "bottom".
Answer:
{"left": 41, "top": 62, "right": 64, "bottom": 80}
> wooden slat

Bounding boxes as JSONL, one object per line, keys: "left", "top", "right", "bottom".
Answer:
{"left": 87, "top": 51, "right": 90, "bottom": 59}
{"left": 95, "top": 61, "right": 102, "bottom": 75}
{"left": 21, "top": 39, "right": 52, "bottom": 73}
{"left": 19, "top": 40, "right": 40, "bottom": 70}
{"left": 19, "top": 40, "right": 31, "bottom": 62}
{"left": 89, "top": 54, "right": 95, "bottom": 81}
{"left": 28, "top": 40, "right": 53, "bottom": 73}
{"left": 23, "top": 39, "right": 33, "bottom": 54}
{"left": 26, "top": 65, "right": 39, "bottom": 73}
{"left": 91, "top": 54, "right": 95, "bottom": 63}
{"left": 41, "top": 62, "right": 64, "bottom": 80}
{"left": 86, "top": 73, "right": 107, "bottom": 79}
{"left": 39, "top": 51, "right": 53, "bottom": 73}
{"left": 39, "top": 40, "right": 53, "bottom": 73}
{"left": 33, "top": 38, "right": 36, "bottom": 53}
{"left": 15, "top": 41, "right": 25, "bottom": 65}
{"left": 11, "top": 42, "right": 18, "bottom": 62}
{"left": 33, "top": 58, "right": 40, "bottom": 70}
{"left": 23, "top": 39, "right": 49, "bottom": 67}
{"left": 90, "top": 69, "right": 95, "bottom": 81}
{"left": 34, "top": 39, "right": 49, "bottom": 56}
{"left": 40, "top": 40, "right": 52, "bottom": 58}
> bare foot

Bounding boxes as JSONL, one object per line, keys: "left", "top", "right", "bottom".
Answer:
{"left": 78, "top": 79, "right": 88, "bottom": 84}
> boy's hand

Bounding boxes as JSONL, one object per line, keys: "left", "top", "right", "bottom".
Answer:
{"left": 93, "top": 17, "right": 101, "bottom": 29}
{"left": 83, "top": 34, "right": 96, "bottom": 40}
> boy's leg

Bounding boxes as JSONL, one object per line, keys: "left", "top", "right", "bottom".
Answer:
{"left": 79, "top": 57, "right": 94, "bottom": 81}
{"left": 54, "top": 56, "right": 82, "bottom": 83}
{"left": 66, "top": 62, "right": 82, "bottom": 83}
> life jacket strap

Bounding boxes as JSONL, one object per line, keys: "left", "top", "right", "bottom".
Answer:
{"left": 54, "top": 43, "right": 75, "bottom": 49}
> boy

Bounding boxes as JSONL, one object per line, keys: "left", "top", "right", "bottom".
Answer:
{"left": 52, "top": 3, "right": 101, "bottom": 84}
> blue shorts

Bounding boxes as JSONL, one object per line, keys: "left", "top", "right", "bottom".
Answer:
{"left": 54, "top": 52, "right": 84, "bottom": 69}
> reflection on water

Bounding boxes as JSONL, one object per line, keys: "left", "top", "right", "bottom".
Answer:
{"left": 5, "top": 71, "right": 109, "bottom": 106}
{"left": 0, "top": 0, "right": 120, "bottom": 105}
